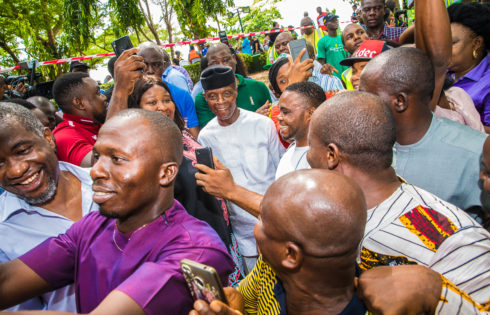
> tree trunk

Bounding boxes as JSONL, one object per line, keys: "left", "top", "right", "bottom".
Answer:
{"left": 138, "top": 0, "right": 161, "bottom": 44}
{"left": 0, "top": 41, "right": 20, "bottom": 64}
{"left": 215, "top": 13, "right": 221, "bottom": 32}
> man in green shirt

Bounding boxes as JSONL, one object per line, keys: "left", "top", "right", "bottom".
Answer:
{"left": 194, "top": 44, "right": 272, "bottom": 127}
{"left": 316, "top": 13, "right": 348, "bottom": 80}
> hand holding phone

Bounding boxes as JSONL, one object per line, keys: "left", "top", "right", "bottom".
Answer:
{"left": 112, "top": 36, "right": 134, "bottom": 58}
{"left": 195, "top": 147, "right": 215, "bottom": 170}
{"left": 180, "top": 259, "right": 228, "bottom": 304}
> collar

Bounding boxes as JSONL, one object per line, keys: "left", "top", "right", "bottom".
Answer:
{"left": 461, "top": 53, "right": 490, "bottom": 82}
{"left": 0, "top": 161, "right": 97, "bottom": 222}
{"left": 236, "top": 74, "right": 246, "bottom": 87}
{"left": 162, "top": 66, "right": 173, "bottom": 79}
{"left": 62, "top": 112, "right": 97, "bottom": 126}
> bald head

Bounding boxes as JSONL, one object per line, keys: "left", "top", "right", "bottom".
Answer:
{"left": 260, "top": 169, "right": 367, "bottom": 258}
{"left": 301, "top": 17, "right": 314, "bottom": 35}
{"left": 274, "top": 32, "right": 293, "bottom": 55}
{"left": 105, "top": 109, "right": 183, "bottom": 166}
{"left": 308, "top": 91, "right": 395, "bottom": 172}
{"left": 139, "top": 42, "right": 163, "bottom": 57}
{"left": 360, "top": 47, "right": 435, "bottom": 105}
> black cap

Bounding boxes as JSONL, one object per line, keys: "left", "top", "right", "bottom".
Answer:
{"left": 69, "top": 61, "right": 89, "bottom": 72}
{"left": 324, "top": 13, "right": 339, "bottom": 22}
{"left": 201, "top": 65, "right": 236, "bottom": 91}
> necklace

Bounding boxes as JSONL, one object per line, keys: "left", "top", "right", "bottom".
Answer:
{"left": 112, "top": 221, "right": 150, "bottom": 253}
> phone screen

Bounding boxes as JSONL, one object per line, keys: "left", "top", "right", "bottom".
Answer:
{"left": 288, "top": 39, "right": 310, "bottom": 64}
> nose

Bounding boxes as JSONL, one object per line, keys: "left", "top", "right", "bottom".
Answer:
{"left": 90, "top": 155, "right": 109, "bottom": 181}
{"left": 6, "top": 158, "right": 29, "bottom": 180}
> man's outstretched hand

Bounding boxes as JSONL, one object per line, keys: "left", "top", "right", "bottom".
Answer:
{"left": 195, "top": 157, "right": 236, "bottom": 200}
{"left": 189, "top": 287, "right": 244, "bottom": 315}
{"left": 357, "top": 265, "right": 442, "bottom": 315}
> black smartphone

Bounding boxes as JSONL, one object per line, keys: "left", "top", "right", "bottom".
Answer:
{"left": 195, "top": 147, "right": 215, "bottom": 169}
{"left": 111, "top": 35, "right": 134, "bottom": 58}
{"left": 180, "top": 259, "right": 228, "bottom": 304}
{"left": 288, "top": 39, "right": 311, "bottom": 71}
{"left": 219, "top": 31, "right": 229, "bottom": 45}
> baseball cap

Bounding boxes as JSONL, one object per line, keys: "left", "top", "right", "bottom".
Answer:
{"left": 339, "top": 40, "right": 391, "bottom": 66}
{"left": 69, "top": 61, "right": 89, "bottom": 72}
{"left": 324, "top": 13, "right": 339, "bottom": 22}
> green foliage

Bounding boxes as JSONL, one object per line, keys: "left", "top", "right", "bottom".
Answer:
{"left": 223, "top": 0, "right": 282, "bottom": 35}
{"left": 238, "top": 53, "right": 267, "bottom": 74}
{"left": 183, "top": 62, "right": 202, "bottom": 84}
{"left": 170, "top": 0, "right": 234, "bottom": 39}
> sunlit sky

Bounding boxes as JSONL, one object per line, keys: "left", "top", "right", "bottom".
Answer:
{"left": 91, "top": 0, "right": 354, "bottom": 81}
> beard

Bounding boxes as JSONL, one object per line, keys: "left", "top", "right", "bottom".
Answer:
{"left": 20, "top": 177, "right": 57, "bottom": 205}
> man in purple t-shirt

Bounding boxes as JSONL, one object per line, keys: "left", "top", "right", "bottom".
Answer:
{"left": 0, "top": 109, "right": 233, "bottom": 315}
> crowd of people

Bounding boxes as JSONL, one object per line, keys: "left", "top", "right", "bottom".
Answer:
{"left": 0, "top": 0, "right": 489, "bottom": 314}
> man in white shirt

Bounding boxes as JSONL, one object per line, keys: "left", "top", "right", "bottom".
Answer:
{"left": 195, "top": 81, "right": 326, "bottom": 242}
{"left": 197, "top": 65, "right": 284, "bottom": 272}
{"left": 275, "top": 82, "right": 325, "bottom": 179}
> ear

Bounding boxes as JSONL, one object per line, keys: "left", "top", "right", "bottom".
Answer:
{"left": 472, "top": 35, "right": 484, "bottom": 55}
{"left": 305, "top": 107, "right": 315, "bottom": 121}
{"left": 72, "top": 96, "right": 85, "bottom": 111}
{"left": 392, "top": 93, "right": 408, "bottom": 113}
{"left": 281, "top": 242, "right": 303, "bottom": 271}
{"left": 158, "top": 162, "right": 179, "bottom": 187}
{"left": 43, "top": 127, "right": 56, "bottom": 151}
{"left": 326, "top": 143, "right": 341, "bottom": 170}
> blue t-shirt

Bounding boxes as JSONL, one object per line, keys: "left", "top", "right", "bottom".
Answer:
{"left": 242, "top": 38, "right": 252, "bottom": 55}
{"left": 164, "top": 81, "right": 199, "bottom": 129}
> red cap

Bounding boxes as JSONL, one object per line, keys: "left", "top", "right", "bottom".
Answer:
{"left": 340, "top": 40, "right": 391, "bottom": 66}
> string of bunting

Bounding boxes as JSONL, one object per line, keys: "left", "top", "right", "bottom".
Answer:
{"left": 0, "top": 21, "right": 351, "bottom": 74}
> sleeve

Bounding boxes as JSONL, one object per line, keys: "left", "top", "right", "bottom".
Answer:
{"left": 168, "top": 74, "right": 191, "bottom": 94}
{"left": 330, "top": 76, "right": 345, "bottom": 90}
{"left": 194, "top": 92, "right": 216, "bottom": 128}
{"left": 18, "top": 220, "right": 80, "bottom": 290}
{"left": 316, "top": 38, "right": 327, "bottom": 60}
{"left": 116, "top": 247, "right": 233, "bottom": 315}
{"left": 55, "top": 132, "right": 92, "bottom": 166}
{"left": 238, "top": 256, "right": 263, "bottom": 315}
{"left": 429, "top": 227, "right": 490, "bottom": 305}
{"left": 267, "top": 119, "right": 286, "bottom": 168}
{"left": 436, "top": 275, "right": 490, "bottom": 314}
{"left": 481, "top": 93, "right": 490, "bottom": 127}
{"left": 180, "top": 90, "right": 200, "bottom": 129}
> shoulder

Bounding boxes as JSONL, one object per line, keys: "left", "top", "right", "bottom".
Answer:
{"left": 240, "top": 109, "right": 274, "bottom": 126}
{"left": 242, "top": 77, "right": 267, "bottom": 89}
{"left": 166, "top": 201, "right": 228, "bottom": 251}
{"left": 396, "top": 184, "right": 478, "bottom": 230}
{"left": 433, "top": 117, "right": 487, "bottom": 154}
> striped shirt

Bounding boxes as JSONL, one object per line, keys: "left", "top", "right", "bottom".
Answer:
{"left": 360, "top": 183, "right": 490, "bottom": 305}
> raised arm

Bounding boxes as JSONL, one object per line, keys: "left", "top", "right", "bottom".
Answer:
{"left": 195, "top": 158, "right": 263, "bottom": 217}
{"left": 105, "top": 48, "right": 145, "bottom": 120}
{"left": 415, "top": 0, "right": 451, "bottom": 110}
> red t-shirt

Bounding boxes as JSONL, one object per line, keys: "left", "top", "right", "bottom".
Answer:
{"left": 53, "top": 113, "right": 100, "bottom": 166}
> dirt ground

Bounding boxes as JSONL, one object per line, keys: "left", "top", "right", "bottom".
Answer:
{"left": 249, "top": 70, "right": 269, "bottom": 85}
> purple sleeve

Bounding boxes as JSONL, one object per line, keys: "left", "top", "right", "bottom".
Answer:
{"left": 19, "top": 224, "right": 78, "bottom": 289}
{"left": 116, "top": 247, "right": 233, "bottom": 315}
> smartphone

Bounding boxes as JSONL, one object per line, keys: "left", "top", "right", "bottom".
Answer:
{"left": 180, "top": 259, "right": 228, "bottom": 304}
{"left": 288, "top": 39, "right": 312, "bottom": 71}
{"left": 111, "top": 35, "right": 134, "bottom": 58}
{"left": 195, "top": 147, "right": 215, "bottom": 169}
{"left": 219, "top": 31, "right": 229, "bottom": 45}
